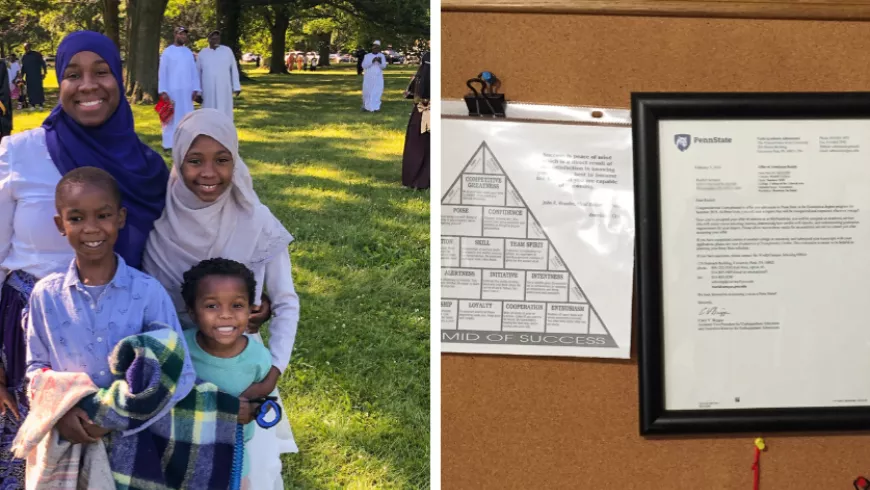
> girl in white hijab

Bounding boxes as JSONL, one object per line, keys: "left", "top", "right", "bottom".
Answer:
{"left": 143, "top": 108, "right": 298, "bottom": 489}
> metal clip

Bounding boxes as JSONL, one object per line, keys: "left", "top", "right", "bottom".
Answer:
{"left": 464, "top": 71, "right": 505, "bottom": 117}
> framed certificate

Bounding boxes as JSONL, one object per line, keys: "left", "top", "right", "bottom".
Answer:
{"left": 633, "top": 92, "right": 870, "bottom": 434}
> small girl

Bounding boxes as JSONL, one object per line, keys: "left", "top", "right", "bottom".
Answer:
{"left": 180, "top": 257, "right": 273, "bottom": 489}
{"left": 9, "top": 80, "right": 19, "bottom": 109}
{"left": 13, "top": 76, "right": 26, "bottom": 110}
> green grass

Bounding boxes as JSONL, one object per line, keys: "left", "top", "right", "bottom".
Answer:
{"left": 13, "top": 63, "right": 430, "bottom": 489}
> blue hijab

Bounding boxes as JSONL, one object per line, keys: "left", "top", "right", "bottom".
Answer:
{"left": 42, "top": 31, "right": 169, "bottom": 269}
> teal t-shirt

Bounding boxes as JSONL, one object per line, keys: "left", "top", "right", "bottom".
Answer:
{"left": 183, "top": 328, "right": 272, "bottom": 477}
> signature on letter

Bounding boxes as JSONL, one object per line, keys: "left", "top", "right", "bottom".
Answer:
{"left": 699, "top": 306, "right": 731, "bottom": 317}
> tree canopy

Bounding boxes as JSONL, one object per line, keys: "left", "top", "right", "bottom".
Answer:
{"left": 1, "top": 0, "right": 429, "bottom": 99}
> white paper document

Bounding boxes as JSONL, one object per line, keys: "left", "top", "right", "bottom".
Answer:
{"left": 440, "top": 117, "right": 635, "bottom": 358}
{"left": 660, "top": 119, "right": 870, "bottom": 410}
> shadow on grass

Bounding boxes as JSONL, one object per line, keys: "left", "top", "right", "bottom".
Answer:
{"left": 233, "top": 80, "right": 417, "bottom": 134}
{"left": 238, "top": 142, "right": 423, "bottom": 200}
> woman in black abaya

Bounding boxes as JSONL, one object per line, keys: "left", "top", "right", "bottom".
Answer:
{"left": 401, "top": 51, "right": 430, "bottom": 190}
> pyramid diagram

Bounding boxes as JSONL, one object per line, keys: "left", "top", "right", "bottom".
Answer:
{"left": 441, "top": 142, "right": 617, "bottom": 348}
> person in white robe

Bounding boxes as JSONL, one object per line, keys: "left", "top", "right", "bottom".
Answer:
{"left": 158, "top": 26, "right": 200, "bottom": 152}
{"left": 361, "top": 40, "right": 387, "bottom": 112}
{"left": 7, "top": 55, "right": 20, "bottom": 86}
{"left": 197, "top": 30, "right": 241, "bottom": 120}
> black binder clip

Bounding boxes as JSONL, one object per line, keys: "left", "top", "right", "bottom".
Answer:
{"left": 464, "top": 71, "right": 505, "bottom": 117}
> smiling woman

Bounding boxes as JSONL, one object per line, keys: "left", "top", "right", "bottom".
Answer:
{"left": 0, "top": 31, "right": 170, "bottom": 489}
{"left": 58, "top": 51, "right": 121, "bottom": 127}
{"left": 41, "top": 31, "right": 169, "bottom": 269}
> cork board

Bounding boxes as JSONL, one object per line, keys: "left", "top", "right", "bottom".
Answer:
{"left": 442, "top": 0, "right": 870, "bottom": 20}
{"left": 442, "top": 12, "right": 870, "bottom": 489}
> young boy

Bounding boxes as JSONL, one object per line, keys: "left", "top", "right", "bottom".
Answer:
{"left": 25, "top": 166, "right": 195, "bottom": 443}
{"left": 180, "top": 257, "right": 273, "bottom": 485}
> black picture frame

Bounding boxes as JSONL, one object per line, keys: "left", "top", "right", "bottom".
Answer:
{"left": 632, "top": 92, "right": 870, "bottom": 435}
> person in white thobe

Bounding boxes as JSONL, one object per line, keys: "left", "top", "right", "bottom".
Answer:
{"left": 197, "top": 30, "right": 241, "bottom": 120}
{"left": 7, "top": 55, "right": 20, "bottom": 84}
{"left": 158, "top": 26, "right": 200, "bottom": 151}
{"left": 361, "top": 40, "right": 387, "bottom": 112}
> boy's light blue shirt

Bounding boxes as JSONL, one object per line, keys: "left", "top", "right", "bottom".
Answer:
{"left": 25, "top": 255, "right": 196, "bottom": 435}
{"left": 183, "top": 327, "right": 272, "bottom": 476}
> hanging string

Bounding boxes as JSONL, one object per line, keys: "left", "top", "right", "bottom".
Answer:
{"left": 752, "top": 438, "right": 766, "bottom": 490}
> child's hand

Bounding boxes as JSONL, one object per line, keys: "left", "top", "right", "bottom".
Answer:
{"left": 0, "top": 386, "right": 19, "bottom": 420}
{"left": 237, "top": 398, "right": 261, "bottom": 425}
{"left": 57, "top": 407, "right": 99, "bottom": 444}
{"left": 83, "top": 421, "right": 111, "bottom": 439}
{"left": 247, "top": 294, "right": 272, "bottom": 333}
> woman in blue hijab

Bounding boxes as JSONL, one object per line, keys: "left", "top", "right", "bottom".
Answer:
{"left": 43, "top": 31, "right": 169, "bottom": 265}
{"left": 0, "top": 31, "right": 168, "bottom": 488}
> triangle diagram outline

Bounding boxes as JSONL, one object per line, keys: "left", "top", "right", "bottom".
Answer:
{"left": 442, "top": 143, "right": 483, "bottom": 203}
{"left": 441, "top": 141, "right": 616, "bottom": 343}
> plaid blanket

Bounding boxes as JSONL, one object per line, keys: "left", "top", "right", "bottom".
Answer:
{"left": 78, "top": 329, "right": 241, "bottom": 490}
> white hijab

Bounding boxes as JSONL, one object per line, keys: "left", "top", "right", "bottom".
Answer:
{"left": 143, "top": 108, "right": 293, "bottom": 312}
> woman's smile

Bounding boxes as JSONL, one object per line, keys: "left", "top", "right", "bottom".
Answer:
{"left": 77, "top": 99, "right": 105, "bottom": 111}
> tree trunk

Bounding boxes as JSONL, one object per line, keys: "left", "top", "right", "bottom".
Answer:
{"left": 125, "top": 0, "right": 137, "bottom": 96}
{"left": 268, "top": 6, "right": 288, "bottom": 74}
{"left": 317, "top": 32, "right": 331, "bottom": 67}
{"left": 102, "top": 0, "right": 121, "bottom": 50}
{"left": 216, "top": 0, "right": 247, "bottom": 80}
{"left": 127, "top": 0, "right": 168, "bottom": 103}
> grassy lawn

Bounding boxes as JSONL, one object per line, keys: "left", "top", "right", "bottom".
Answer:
{"left": 12, "top": 63, "right": 430, "bottom": 489}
